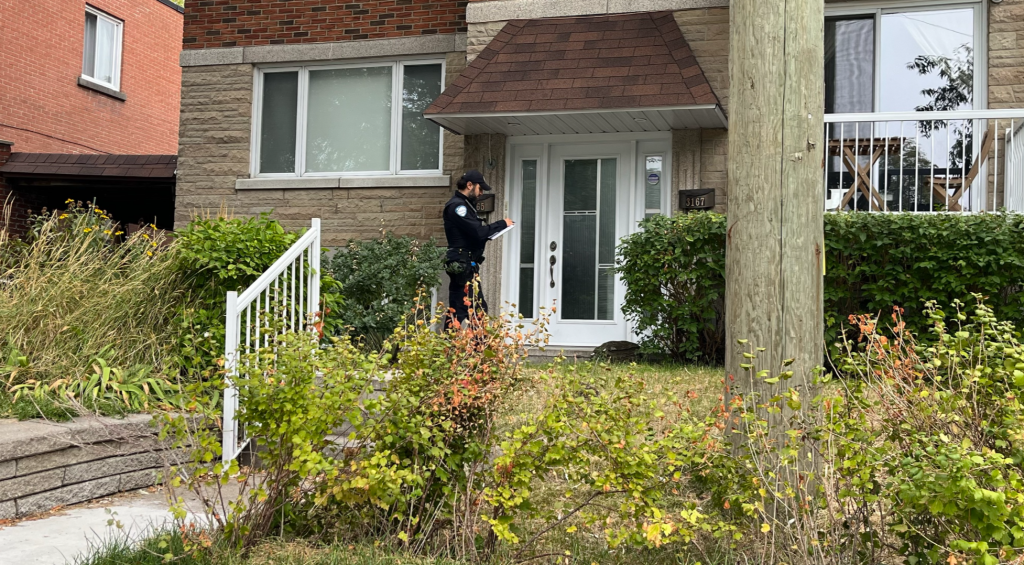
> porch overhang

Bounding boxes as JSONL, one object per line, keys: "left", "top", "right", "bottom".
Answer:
{"left": 425, "top": 11, "right": 727, "bottom": 137}
{"left": 427, "top": 104, "right": 727, "bottom": 136}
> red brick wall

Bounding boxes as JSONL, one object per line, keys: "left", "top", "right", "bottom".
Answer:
{"left": 0, "top": 0, "right": 182, "bottom": 154}
{"left": 183, "top": 0, "right": 468, "bottom": 49}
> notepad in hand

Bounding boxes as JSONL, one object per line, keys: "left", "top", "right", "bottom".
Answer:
{"left": 488, "top": 223, "right": 515, "bottom": 240}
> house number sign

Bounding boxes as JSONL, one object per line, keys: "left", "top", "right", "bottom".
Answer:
{"left": 679, "top": 189, "right": 715, "bottom": 211}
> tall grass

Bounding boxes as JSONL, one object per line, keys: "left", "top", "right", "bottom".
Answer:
{"left": 0, "top": 201, "right": 187, "bottom": 388}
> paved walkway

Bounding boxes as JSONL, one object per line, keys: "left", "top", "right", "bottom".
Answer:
{"left": 0, "top": 487, "right": 201, "bottom": 565}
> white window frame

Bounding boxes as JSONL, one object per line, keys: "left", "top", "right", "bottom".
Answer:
{"left": 251, "top": 56, "right": 446, "bottom": 179}
{"left": 82, "top": 5, "right": 124, "bottom": 91}
{"left": 824, "top": 0, "right": 987, "bottom": 113}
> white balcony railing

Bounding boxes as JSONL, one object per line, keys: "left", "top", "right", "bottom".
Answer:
{"left": 823, "top": 109, "right": 1024, "bottom": 213}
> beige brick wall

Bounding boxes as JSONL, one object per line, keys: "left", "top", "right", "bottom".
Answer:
{"left": 990, "top": 0, "right": 1024, "bottom": 109}
{"left": 467, "top": 21, "right": 508, "bottom": 63}
{"left": 175, "top": 53, "right": 467, "bottom": 247}
{"left": 675, "top": 7, "right": 730, "bottom": 212}
{"left": 674, "top": 8, "right": 730, "bottom": 113}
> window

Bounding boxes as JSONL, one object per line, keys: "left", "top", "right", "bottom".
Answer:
{"left": 825, "top": 4, "right": 979, "bottom": 115}
{"left": 644, "top": 155, "right": 664, "bottom": 218}
{"left": 518, "top": 160, "right": 538, "bottom": 318}
{"left": 824, "top": 2, "right": 984, "bottom": 210}
{"left": 254, "top": 60, "right": 444, "bottom": 177}
{"left": 82, "top": 6, "right": 123, "bottom": 90}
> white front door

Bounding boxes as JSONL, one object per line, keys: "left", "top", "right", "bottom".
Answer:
{"left": 539, "top": 143, "right": 631, "bottom": 346}
{"left": 505, "top": 135, "right": 671, "bottom": 348}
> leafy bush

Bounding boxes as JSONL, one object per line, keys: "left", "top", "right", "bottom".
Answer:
{"left": 615, "top": 212, "right": 726, "bottom": 363}
{"left": 485, "top": 363, "right": 734, "bottom": 559}
{"left": 173, "top": 213, "right": 342, "bottom": 375}
{"left": 617, "top": 211, "right": 1024, "bottom": 360}
{"left": 323, "top": 232, "right": 444, "bottom": 349}
{"left": 824, "top": 212, "right": 1024, "bottom": 348}
{"left": 0, "top": 201, "right": 185, "bottom": 391}
{"left": 325, "top": 302, "right": 543, "bottom": 557}
{"left": 163, "top": 303, "right": 548, "bottom": 558}
{"left": 827, "top": 300, "right": 1024, "bottom": 564}
{"left": 703, "top": 296, "right": 1024, "bottom": 565}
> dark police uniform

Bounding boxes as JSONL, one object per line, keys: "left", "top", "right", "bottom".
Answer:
{"left": 443, "top": 190, "right": 508, "bottom": 328}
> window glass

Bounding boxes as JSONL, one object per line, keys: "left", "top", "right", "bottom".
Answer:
{"left": 256, "top": 61, "right": 443, "bottom": 176}
{"left": 306, "top": 67, "right": 393, "bottom": 173}
{"left": 644, "top": 156, "right": 663, "bottom": 218}
{"left": 259, "top": 72, "right": 299, "bottom": 174}
{"left": 401, "top": 64, "right": 443, "bottom": 171}
{"left": 880, "top": 9, "right": 973, "bottom": 112}
{"left": 825, "top": 17, "right": 874, "bottom": 115}
{"left": 518, "top": 160, "right": 538, "bottom": 318}
{"left": 83, "top": 10, "right": 119, "bottom": 87}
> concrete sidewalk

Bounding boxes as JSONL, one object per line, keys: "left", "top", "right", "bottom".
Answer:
{"left": 0, "top": 487, "right": 203, "bottom": 565}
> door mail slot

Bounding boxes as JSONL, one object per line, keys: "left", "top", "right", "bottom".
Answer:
{"left": 476, "top": 193, "right": 496, "bottom": 213}
{"left": 679, "top": 189, "right": 715, "bottom": 211}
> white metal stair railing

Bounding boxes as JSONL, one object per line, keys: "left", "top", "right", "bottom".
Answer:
{"left": 221, "top": 218, "right": 321, "bottom": 463}
{"left": 823, "top": 109, "right": 1024, "bottom": 213}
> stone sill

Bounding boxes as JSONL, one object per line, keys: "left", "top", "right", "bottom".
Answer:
{"left": 236, "top": 175, "right": 451, "bottom": 190}
{"left": 77, "top": 77, "right": 126, "bottom": 101}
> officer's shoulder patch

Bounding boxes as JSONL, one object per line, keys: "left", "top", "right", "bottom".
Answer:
{"left": 455, "top": 205, "right": 468, "bottom": 217}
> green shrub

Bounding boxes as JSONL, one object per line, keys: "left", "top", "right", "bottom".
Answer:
{"left": 163, "top": 305, "right": 547, "bottom": 559}
{"left": 173, "top": 213, "right": 342, "bottom": 375}
{"left": 824, "top": 212, "right": 1024, "bottom": 348}
{"left": 826, "top": 300, "right": 1024, "bottom": 564}
{"left": 485, "top": 363, "right": 734, "bottom": 559}
{"left": 323, "top": 232, "right": 444, "bottom": 349}
{"left": 616, "top": 211, "right": 1024, "bottom": 360}
{"left": 615, "top": 213, "right": 726, "bottom": 363}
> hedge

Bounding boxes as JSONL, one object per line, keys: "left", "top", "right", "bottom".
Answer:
{"left": 616, "top": 211, "right": 1024, "bottom": 363}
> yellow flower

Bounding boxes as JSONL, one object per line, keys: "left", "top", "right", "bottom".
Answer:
{"left": 83, "top": 228, "right": 92, "bottom": 233}
{"left": 59, "top": 214, "right": 68, "bottom": 219}
{"left": 142, "top": 234, "right": 149, "bottom": 239}
{"left": 103, "top": 230, "right": 112, "bottom": 235}
{"left": 115, "top": 231, "right": 124, "bottom": 236}
{"left": 146, "top": 251, "right": 153, "bottom": 257}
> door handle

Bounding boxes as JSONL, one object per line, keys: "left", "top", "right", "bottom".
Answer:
{"left": 549, "top": 255, "right": 557, "bottom": 288}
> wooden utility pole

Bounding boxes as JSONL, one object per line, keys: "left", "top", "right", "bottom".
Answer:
{"left": 725, "top": 0, "right": 824, "bottom": 394}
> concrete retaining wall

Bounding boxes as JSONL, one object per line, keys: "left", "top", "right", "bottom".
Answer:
{"left": 0, "top": 414, "right": 182, "bottom": 519}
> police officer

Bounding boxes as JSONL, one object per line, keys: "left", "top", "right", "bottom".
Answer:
{"left": 443, "top": 169, "right": 513, "bottom": 329}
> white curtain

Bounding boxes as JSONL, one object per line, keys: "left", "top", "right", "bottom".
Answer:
{"left": 84, "top": 13, "right": 118, "bottom": 85}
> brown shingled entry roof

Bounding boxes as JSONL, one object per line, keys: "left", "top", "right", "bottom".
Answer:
{"left": 425, "top": 11, "right": 726, "bottom": 135}
{"left": 0, "top": 153, "right": 177, "bottom": 179}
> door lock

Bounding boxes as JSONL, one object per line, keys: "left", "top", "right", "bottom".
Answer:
{"left": 549, "top": 255, "right": 557, "bottom": 288}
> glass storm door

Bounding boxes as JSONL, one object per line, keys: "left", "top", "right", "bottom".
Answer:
{"left": 541, "top": 144, "right": 630, "bottom": 346}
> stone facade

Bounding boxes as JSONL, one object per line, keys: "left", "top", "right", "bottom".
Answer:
{"left": 467, "top": 20, "right": 508, "bottom": 62}
{"left": 174, "top": 53, "right": 468, "bottom": 247}
{"left": 990, "top": 0, "right": 1024, "bottom": 109}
